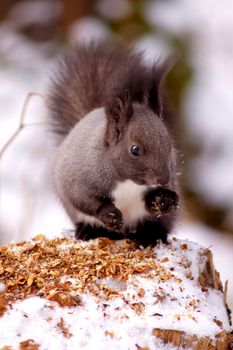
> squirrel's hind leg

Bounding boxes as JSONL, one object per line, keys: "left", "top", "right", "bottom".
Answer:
{"left": 131, "top": 219, "right": 169, "bottom": 247}
{"left": 75, "top": 222, "right": 124, "bottom": 241}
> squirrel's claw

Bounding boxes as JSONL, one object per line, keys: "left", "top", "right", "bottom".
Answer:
{"left": 97, "top": 204, "right": 124, "bottom": 231}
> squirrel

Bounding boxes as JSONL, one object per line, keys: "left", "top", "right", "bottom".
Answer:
{"left": 47, "top": 41, "right": 179, "bottom": 246}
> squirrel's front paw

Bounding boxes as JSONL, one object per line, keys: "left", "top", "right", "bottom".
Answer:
{"left": 145, "top": 187, "right": 179, "bottom": 217}
{"left": 97, "top": 204, "right": 123, "bottom": 231}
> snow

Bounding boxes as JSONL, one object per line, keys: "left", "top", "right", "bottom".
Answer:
{"left": 0, "top": 237, "right": 230, "bottom": 349}
{"left": 0, "top": 296, "right": 175, "bottom": 349}
{"left": 175, "top": 221, "right": 233, "bottom": 314}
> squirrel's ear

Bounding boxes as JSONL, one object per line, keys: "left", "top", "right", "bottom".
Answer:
{"left": 147, "top": 57, "right": 174, "bottom": 117}
{"left": 105, "top": 89, "right": 133, "bottom": 145}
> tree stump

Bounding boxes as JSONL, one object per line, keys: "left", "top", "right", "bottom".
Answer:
{"left": 0, "top": 233, "right": 232, "bottom": 349}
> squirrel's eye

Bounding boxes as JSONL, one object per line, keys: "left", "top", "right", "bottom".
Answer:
{"left": 131, "top": 145, "right": 140, "bottom": 156}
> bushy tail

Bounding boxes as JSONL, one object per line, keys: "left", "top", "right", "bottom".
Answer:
{"left": 47, "top": 40, "right": 171, "bottom": 139}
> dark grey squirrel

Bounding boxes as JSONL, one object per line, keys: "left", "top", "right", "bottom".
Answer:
{"left": 48, "top": 40, "right": 179, "bottom": 246}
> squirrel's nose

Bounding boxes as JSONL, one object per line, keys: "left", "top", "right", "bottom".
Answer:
{"left": 146, "top": 167, "right": 170, "bottom": 187}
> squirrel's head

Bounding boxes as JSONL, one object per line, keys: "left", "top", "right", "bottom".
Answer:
{"left": 104, "top": 58, "right": 175, "bottom": 187}
{"left": 105, "top": 102, "right": 174, "bottom": 187}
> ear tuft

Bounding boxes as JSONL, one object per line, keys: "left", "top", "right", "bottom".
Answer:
{"left": 147, "top": 56, "right": 175, "bottom": 117}
{"left": 105, "top": 89, "right": 133, "bottom": 145}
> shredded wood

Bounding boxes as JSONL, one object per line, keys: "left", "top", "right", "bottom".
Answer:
{"left": 0, "top": 235, "right": 232, "bottom": 350}
{"left": 0, "top": 236, "right": 165, "bottom": 307}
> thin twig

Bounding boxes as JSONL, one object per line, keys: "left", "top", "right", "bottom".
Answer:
{"left": 0, "top": 92, "right": 47, "bottom": 160}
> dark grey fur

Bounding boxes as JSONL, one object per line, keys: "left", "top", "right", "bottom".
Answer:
{"left": 48, "top": 41, "right": 179, "bottom": 246}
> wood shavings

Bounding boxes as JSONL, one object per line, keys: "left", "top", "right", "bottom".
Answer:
{"left": 0, "top": 235, "right": 232, "bottom": 349}
{"left": 19, "top": 339, "right": 39, "bottom": 350}
{"left": 0, "top": 237, "right": 165, "bottom": 308}
{"left": 0, "top": 296, "right": 8, "bottom": 316}
{"left": 57, "top": 318, "right": 73, "bottom": 338}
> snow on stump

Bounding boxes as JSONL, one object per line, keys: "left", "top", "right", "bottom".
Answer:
{"left": 0, "top": 233, "right": 232, "bottom": 349}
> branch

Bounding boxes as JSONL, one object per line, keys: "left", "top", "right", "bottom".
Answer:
{"left": 0, "top": 92, "right": 47, "bottom": 160}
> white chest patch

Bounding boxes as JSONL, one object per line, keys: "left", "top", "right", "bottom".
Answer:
{"left": 112, "top": 180, "right": 149, "bottom": 229}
